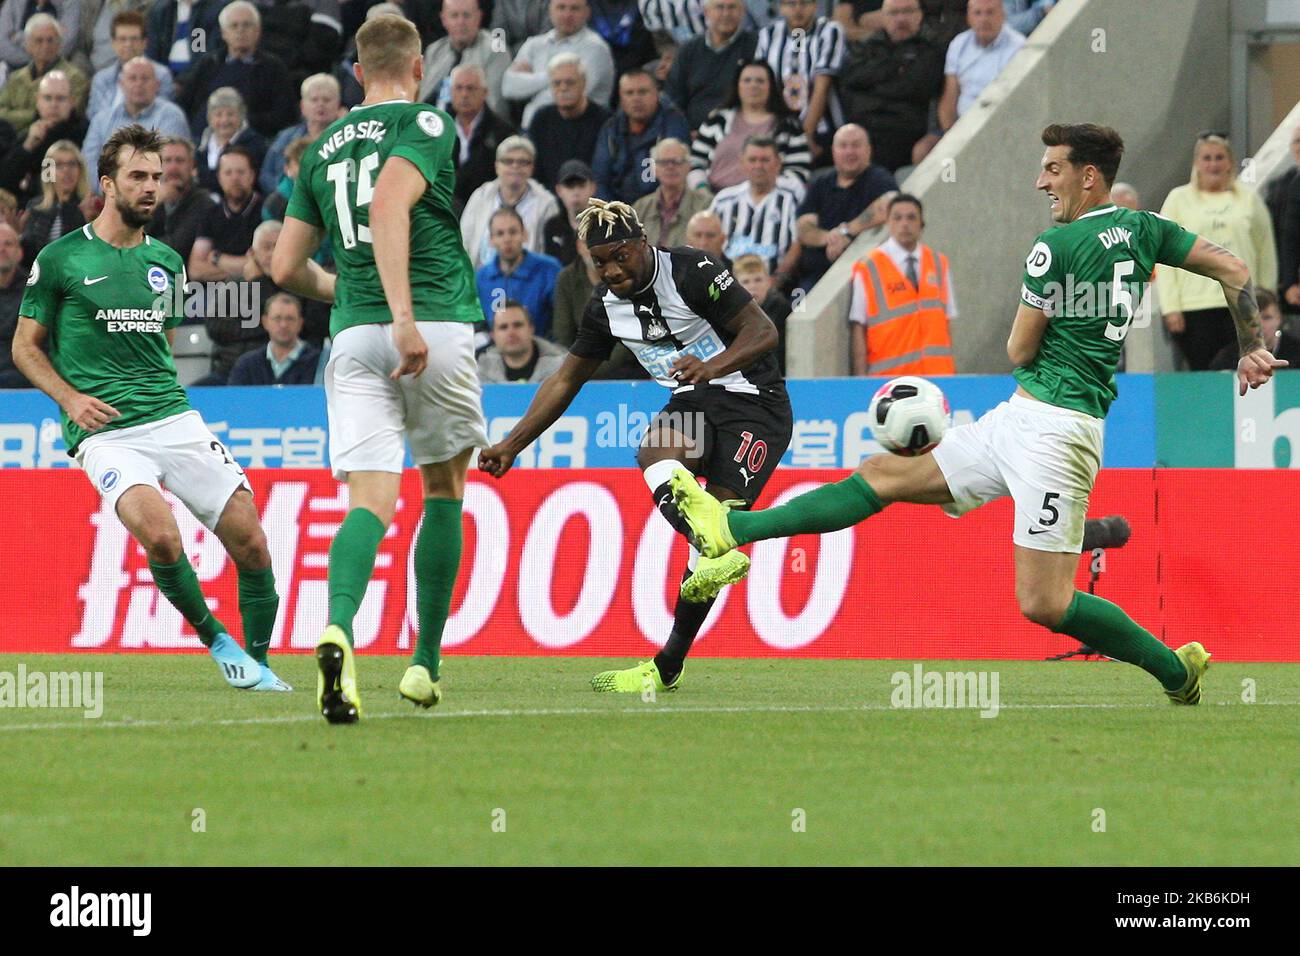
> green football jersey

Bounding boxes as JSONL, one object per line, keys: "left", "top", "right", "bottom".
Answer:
{"left": 19, "top": 224, "right": 189, "bottom": 454}
{"left": 285, "top": 99, "right": 481, "bottom": 336}
{"left": 1018, "top": 204, "right": 1197, "bottom": 418}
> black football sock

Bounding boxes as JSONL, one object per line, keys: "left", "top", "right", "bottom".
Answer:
{"left": 654, "top": 568, "right": 715, "bottom": 683}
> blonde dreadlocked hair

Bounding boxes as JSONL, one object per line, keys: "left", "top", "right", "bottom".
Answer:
{"left": 576, "top": 198, "right": 645, "bottom": 246}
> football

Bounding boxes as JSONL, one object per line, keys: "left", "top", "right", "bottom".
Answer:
{"left": 868, "top": 376, "right": 951, "bottom": 456}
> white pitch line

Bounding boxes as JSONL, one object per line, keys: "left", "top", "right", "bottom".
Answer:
{"left": 0, "top": 699, "right": 1297, "bottom": 733}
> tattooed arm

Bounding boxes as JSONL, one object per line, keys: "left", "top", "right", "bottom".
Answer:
{"left": 1178, "top": 236, "right": 1288, "bottom": 395}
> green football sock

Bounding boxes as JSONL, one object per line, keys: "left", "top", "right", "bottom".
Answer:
{"left": 413, "top": 498, "right": 463, "bottom": 680}
{"left": 728, "top": 473, "right": 885, "bottom": 546}
{"left": 237, "top": 566, "right": 279, "bottom": 665}
{"left": 148, "top": 556, "right": 226, "bottom": 647}
{"left": 1054, "top": 591, "right": 1188, "bottom": 690}
{"left": 328, "top": 507, "right": 387, "bottom": 646}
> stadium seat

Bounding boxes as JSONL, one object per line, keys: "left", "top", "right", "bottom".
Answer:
{"left": 172, "top": 325, "right": 215, "bottom": 386}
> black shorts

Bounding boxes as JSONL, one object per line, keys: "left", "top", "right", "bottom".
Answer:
{"left": 649, "top": 385, "right": 793, "bottom": 506}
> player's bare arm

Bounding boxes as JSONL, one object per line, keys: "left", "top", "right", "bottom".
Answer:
{"left": 270, "top": 217, "right": 337, "bottom": 304}
{"left": 671, "top": 301, "right": 779, "bottom": 385}
{"left": 11, "top": 316, "right": 120, "bottom": 432}
{"left": 1006, "top": 302, "right": 1049, "bottom": 367}
{"left": 477, "top": 353, "right": 604, "bottom": 477}
{"left": 370, "top": 154, "right": 429, "bottom": 379}
{"left": 1179, "top": 235, "right": 1288, "bottom": 393}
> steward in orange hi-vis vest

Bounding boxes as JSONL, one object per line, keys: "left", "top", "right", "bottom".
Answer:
{"left": 849, "top": 244, "right": 956, "bottom": 375}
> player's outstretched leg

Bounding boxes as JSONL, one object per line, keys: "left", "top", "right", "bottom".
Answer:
{"left": 117, "top": 487, "right": 261, "bottom": 689}
{"left": 671, "top": 469, "right": 887, "bottom": 557}
{"left": 214, "top": 490, "right": 290, "bottom": 692}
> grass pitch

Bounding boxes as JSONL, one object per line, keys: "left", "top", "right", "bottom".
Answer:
{"left": 1, "top": 653, "right": 1296, "bottom": 866}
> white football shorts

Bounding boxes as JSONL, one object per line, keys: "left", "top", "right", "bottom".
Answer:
{"left": 77, "top": 409, "right": 252, "bottom": 531}
{"left": 325, "top": 321, "right": 489, "bottom": 481}
{"left": 930, "top": 393, "right": 1104, "bottom": 553}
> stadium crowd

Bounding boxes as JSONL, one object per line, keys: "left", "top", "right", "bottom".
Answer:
{"left": 0, "top": 0, "right": 1295, "bottom": 388}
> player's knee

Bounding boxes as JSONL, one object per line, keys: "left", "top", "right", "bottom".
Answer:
{"left": 232, "top": 530, "right": 271, "bottom": 571}
{"left": 139, "top": 527, "right": 183, "bottom": 564}
{"left": 1017, "top": 591, "right": 1071, "bottom": 630}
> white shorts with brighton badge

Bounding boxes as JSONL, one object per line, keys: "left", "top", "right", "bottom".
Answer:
{"left": 930, "top": 394, "right": 1104, "bottom": 553}
{"left": 77, "top": 409, "right": 252, "bottom": 531}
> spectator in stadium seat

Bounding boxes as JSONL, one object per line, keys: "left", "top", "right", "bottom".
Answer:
{"left": 1110, "top": 181, "right": 1140, "bottom": 210}
{"left": 0, "top": 16, "right": 87, "bottom": 138}
{"left": 1265, "top": 124, "right": 1300, "bottom": 314}
{"left": 448, "top": 63, "right": 516, "bottom": 207}
{"left": 1158, "top": 132, "right": 1277, "bottom": 371}
{"left": 848, "top": 192, "right": 956, "bottom": 376}
{"left": 262, "top": 134, "right": 309, "bottom": 221}
{"left": 1002, "top": 0, "right": 1055, "bottom": 36}
{"left": 259, "top": 73, "right": 341, "bottom": 196}
{"left": 0, "top": 0, "right": 80, "bottom": 69}
{"left": 195, "top": 87, "right": 267, "bottom": 196}
{"left": 83, "top": 57, "right": 191, "bottom": 195}
{"left": 502, "top": 0, "right": 615, "bottom": 128}
{"left": 188, "top": 144, "right": 263, "bottom": 285}
{"left": 542, "top": 159, "right": 598, "bottom": 267}
{"left": 1208, "top": 288, "right": 1299, "bottom": 373}
{"left": 937, "top": 0, "right": 1024, "bottom": 134}
{"left": 147, "top": 0, "right": 226, "bottom": 80}
{"left": 418, "top": 0, "right": 510, "bottom": 115}
{"left": 836, "top": 0, "right": 944, "bottom": 172}
{"left": 0, "top": 187, "right": 18, "bottom": 229}
{"left": 689, "top": 59, "right": 810, "bottom": 199}
{"left": 633, "top": 136, "right": 712, "bottom": 247}
{"left": 526, "top": 53, "right": 611, "bottom": 191}
{"left": 88, "top": 10, "right": 174, "bottom": 118}
{"left": 641, "top": 0, "right": 706, "bottom": 50}
{"left": 0, "top": 222, "right": 31, "bottom": 388}
{"left": 228, "top": 291, "right": 323, "bottom": 385}
{"left": 476, "top": 300, "right": 567, "bottom": 383}
{"left": 592, "top": 67, "right": 689, "bottom": 204}
{"left": 710, "top": 135, "right": 801, "bottom": 282}
{"left": 793, "top": 123, "right": 896, "bottom": 292}
{"left": 588, "top": 0, "right": 658, "bottom": 79}
{"left": 146, "top": 135, "right": 211, "bottom": 265}
{"left": 241, "top": 213, "right": 330, "bottom": 344}
{"left": 252, "top": 0, "right": 345, "bottom": 85}
{"left": 732, "top": 251, "right": 789, "bottom": 373}
{"left": 664, "top": 0, "right": 756, "bottom": 130}
{"left": 176, "top": 1, "right": 296, "bottom": 140}
{"left": 684, "top": 208, "right": 730, "bottom": 266}
{"left": 475, "top": 206, "right": 563, "bottom": 339}
{"left": 193, "top": 214, "right": 276, "bottom": 383}
{"left": 461, "top": 135, "right": 560, "bottom": 270}
{"left": 17, "top": 139, "right": 92, "bottom": 262}
{"left": 491, "top": 0, "right": 552, "bottom": 53}
{"left": 0, "top": 71, "right": 88, "bottom": 204}
{"left": 755, "top": 0, "right": 847, "bottom": 163}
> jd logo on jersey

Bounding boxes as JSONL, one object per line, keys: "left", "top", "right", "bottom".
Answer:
{"left": 1025, "top": 242, "right": 1052, "bottom": 277}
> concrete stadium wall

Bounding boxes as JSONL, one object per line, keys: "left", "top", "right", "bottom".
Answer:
{"left": 789, "top": 0, "right": 1232, "bottom": 377}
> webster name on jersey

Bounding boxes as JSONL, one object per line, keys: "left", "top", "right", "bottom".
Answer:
{"left": 316, "top": 120, "right": 388, "bottom": 159}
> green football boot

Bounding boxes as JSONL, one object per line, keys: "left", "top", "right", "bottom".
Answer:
{"left": 591, "top": 659, "right": 682, "bottom": 694}
{"left": 1165, "top": 642, "right": 1211, "bottom": 705}
{"left": 669, "top": 471, "right": 739, "bottom": 558}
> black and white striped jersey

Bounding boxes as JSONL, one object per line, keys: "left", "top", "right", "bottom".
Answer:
{"left": 711, "top": 183, "right": 801, "bottom": 274}
{"left": 571, "top": 246, "right": 783, "bottom": 394}
{"left": 638, "top": 0, "right": 705, "bottom": 37}
{"left": 754, "top": 16, "right": 847, "bottom": 131}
